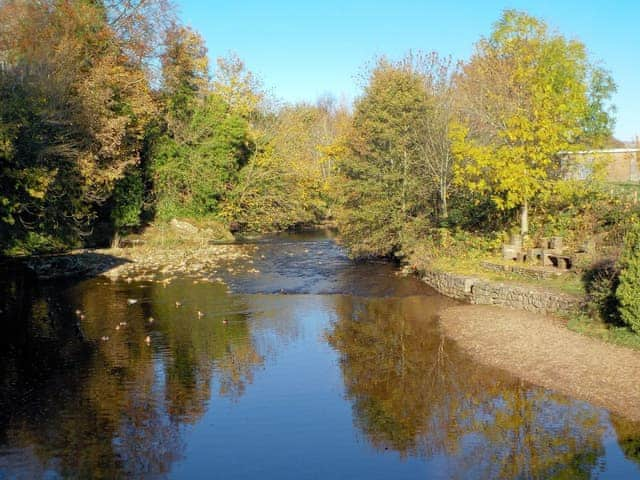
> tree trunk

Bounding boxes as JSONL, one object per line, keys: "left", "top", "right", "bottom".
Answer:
{"left": 520, "top": 199, "right": 528, "bottom": 237}
{"left": 440, "top": 180, "right": 448, "bottom": 220}
{"left": 111, "top": 231, "right": 120, "bottom": 249}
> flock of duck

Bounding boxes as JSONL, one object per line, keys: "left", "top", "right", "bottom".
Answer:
{"left": 75, "top": 296, "right": 229, "bottom": 346}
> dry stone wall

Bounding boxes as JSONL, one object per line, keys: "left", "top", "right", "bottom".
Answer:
{"left": 418, "top": 269, "right": 581, "bottom": 315}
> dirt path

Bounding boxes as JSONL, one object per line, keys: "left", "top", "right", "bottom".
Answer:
{"left": 439, "top": 305, "right": 640, "bottom": 421}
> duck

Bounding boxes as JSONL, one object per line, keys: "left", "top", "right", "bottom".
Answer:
{"left": 175, "top": 301, "right": 182, "bottom": 307}
{"left": 101, "top": 336, "right": 110, "bottom": 342}
{"left": 148, "top": 317, "right": 154, "bottom": 323}
{"left": 144, "top": 335, "right": 151, "bottom": 344}
{"left": 127, "top": 298, "right": 138, "bottom": 305}
{"left": 197, "top": 311, "right": 204, "bottom": 318}
{"left": 222, "top": 319, "right": 228, "bottom": 325}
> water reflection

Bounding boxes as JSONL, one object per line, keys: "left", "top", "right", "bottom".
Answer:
{"left": 327, "top": 295, "right": 634, "bottom": 479}
{"left": 612, "top": 416, "right": 640, "bottom": 467}
{"left": 0, "top": 271, "right": 267, "bottom": 478}
{"left": 1, "top": 234, "right": 640, "bottom": 479}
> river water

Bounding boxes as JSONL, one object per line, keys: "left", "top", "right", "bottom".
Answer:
{"left": 1, "top": 231, "right": 639, "bottom": 479}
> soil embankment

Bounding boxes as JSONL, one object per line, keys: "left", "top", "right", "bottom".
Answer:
{"left": 439, "top": 305, "right": 640, "bottom": 421}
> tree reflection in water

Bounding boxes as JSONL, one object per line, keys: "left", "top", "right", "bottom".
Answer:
{"left": 0, "top": 273, "right": 265, "bottom": 478}
{"left": 327, "top": 295, "right": 612, "bottom": 479}
{"left": 1, "top": 259, "right": 639, "bottom": 479}
{"left": 611, "top": 416, "right": 640, "bottom": 467}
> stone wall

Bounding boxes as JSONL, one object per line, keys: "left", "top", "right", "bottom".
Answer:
{"left": 420, "top": 270, "right": 477, "bottom": 301}
{"left": 418, "top": 269, "right": 581, "bottom": 315}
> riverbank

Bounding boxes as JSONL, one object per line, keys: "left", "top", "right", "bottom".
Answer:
{"left": 410, "top": 266, "right": 581, "bottom": 315}
{"left": 408, "top": 260, "right": 640, "bottom": 351}
{"left": 7, "top": 220, "right": 253, "bottom": 281}
{"left": 439, "top": 305, "right": 640, "bottom": 422}
{"left": 16, "top": 241, "right": 257, "bottom": 283}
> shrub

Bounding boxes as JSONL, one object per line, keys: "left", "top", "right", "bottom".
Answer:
{"left": 111, "top": 168, "right": 144, "bottom": 234}
{"left": 616, "top": 220, "right": 640, "bottom": 333}
{"left": 583, "top": 260, "right": 620, "bottom": 325}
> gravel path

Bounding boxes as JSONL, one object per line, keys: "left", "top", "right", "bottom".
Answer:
{"left": 439, "top": 305, "right": 640, "bottom": 421}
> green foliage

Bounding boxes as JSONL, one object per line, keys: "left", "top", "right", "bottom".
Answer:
{"left": 616, "top": 220, "right": 640, "bottom": 333}
{"left": 2, "top": 232, "right": 71, "bottom": 257}
{"left": 583, "top": 260, "right": 621, "bottom": 325}
{"left": 337, "top": 58, "right": 435, "bottom": 258}
{"left": 111, "top": 169, "right": 145, "bottom": 232}
{"left": 151, "top": 94, "right": 251, "bottom": 220}
{"left": 567, "top": 313, "right": 640, "bottom": 351}
{"left": 161, "top": 24, "right": 210, "bottom": 126}
{"left": 0, "top": 78, "right": 88, "bottom": 254}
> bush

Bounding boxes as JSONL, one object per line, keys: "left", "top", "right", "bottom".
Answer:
{"left": 616, "top": 220, "right": 640, "bottom": 333}
{"left": 583, "top": 260, "right": 621, "bottom": 325}
{"left": 111, "top": 168, "right": 144, "bottom": 233}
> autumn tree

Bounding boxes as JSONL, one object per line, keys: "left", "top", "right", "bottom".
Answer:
{"left": 452, "top": 10, "right": 616, "bottom": 235}
{"left": 0, "top": 0, "right": 158, "bottom": 253}
{"left": 222, "top": 100, "right": 350, "bottom": 231}
{"left": 212, "top": 52, "right": 265, "bottom": 121}
{"left": 216, "top": 58, "right": 349, "bottom": 232}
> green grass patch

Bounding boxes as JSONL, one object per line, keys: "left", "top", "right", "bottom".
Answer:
{"left": 610, "top": 182, "right": 640, "bottom": 202}
{"left": 120, "top": 218, "right": 234, "bottom": 251}
{"left": 423, "top": 253, "right": 585, "bottom": 296}
{"left": 567, "top": 313, "right": 640, "bottom": 351}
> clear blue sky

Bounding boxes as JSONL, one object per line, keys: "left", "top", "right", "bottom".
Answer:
{"left": 179, "top": 0, "right": 639, "bottom": 141}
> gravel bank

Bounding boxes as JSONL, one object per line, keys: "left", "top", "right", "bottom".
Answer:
{"left": 439, "top": 305, "right": 640, "bottom": 421}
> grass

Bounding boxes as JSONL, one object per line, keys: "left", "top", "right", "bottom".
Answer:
{"left": 610, "top": 182, "right": 640, "bottom": 204}
{"left": 422, "top": 251, "right": 585, "bottom": 296}
{"left": 566, "top": 313, "right": 640, "bottom": 351}
{"left": 421, "top": 246, "right": 640, "bottom": 351}
{"left": 120, "top": 218, "right": 234, "bottom": 250}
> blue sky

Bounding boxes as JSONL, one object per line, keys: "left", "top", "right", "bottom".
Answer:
{"left": 179, "top": 0, "right": 639, "bottom": 141}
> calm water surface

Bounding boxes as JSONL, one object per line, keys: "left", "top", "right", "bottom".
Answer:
{"left": 1, "top": 231, "right": 639, "bottom": 479}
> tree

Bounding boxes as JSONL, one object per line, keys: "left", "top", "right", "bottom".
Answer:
{"left": 160, "top": 24, "right": 210, "bottom": 128}
{"left": 110, "top": 168, "right": 145, "bottom": 246}
{"left": 151, "top": 27, "right": 253, "bottom": 220}
{"left": 616, "top": 220, "right": 640, "bottom": 333}
{"left": 413, "top": 52, "right": 459, "bottom": 222}
{"left": 0, "top": 0, "right": 157, "bottom": 253}
{"left": 451, "top": 10, "right": 616, "bottom": 235}
{"left": 221, "top": 103, "right": 328, "bottom": 232}
{"left": 212, "top": 52, "right": 265, "bottom": 120}
{"left": 337, "top": 57, "right": 432, "bottom": 257}
{"left": 151, "top": 94, "right": 251, "bottom": 219}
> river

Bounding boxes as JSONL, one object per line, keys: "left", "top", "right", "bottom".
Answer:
{"left": 1, "top": 231, "right": 639, "bottom": 479}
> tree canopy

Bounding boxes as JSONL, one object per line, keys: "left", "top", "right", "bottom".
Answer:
{"left": 451, "top": 10, "right": 616, "bottom": 234}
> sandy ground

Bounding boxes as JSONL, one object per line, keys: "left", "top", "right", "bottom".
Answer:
{"left": 439, "top": 305, "right": 640, "bottom": 421}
